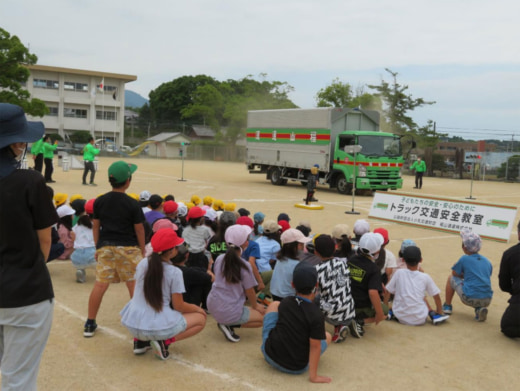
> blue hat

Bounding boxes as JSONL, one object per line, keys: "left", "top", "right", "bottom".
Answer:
{"left": 0, "top": 104, "right": 45, "bottom": 149}
{"left": 253, "top": 211, "right": 265, "bottom": 223}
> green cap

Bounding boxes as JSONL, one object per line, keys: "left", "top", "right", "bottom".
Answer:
{"left": 108, "top": 160, "right": 137, "bottom": 183}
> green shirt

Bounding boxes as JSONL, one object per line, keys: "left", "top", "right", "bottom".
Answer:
{"left": 411, "top": 160, "right": 426, "bottom": 173}
{"left": 83, "top": 143, "right": 100, "bottom": 162}
{"left": 31, "top": 138, "right": 44, "bottom": 155}
{"left": 43, "top": 142, "right": 57, "bottom": 159}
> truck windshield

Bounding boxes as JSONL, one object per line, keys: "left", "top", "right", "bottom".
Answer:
{"left": 357, "top": 135, "right": 402, "bottom": 157}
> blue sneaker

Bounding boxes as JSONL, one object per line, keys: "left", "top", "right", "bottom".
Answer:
{"left": 387, "top": 309, "right": 395, "bottom": 321}
{"left": 430, "top": 312, "right": 449, "bottom": 325}
{"left": 475, "top": 307, "right": 488, "bottom": 322}
{"left": 442, "top": 303, "right": 453, "bottom": 315}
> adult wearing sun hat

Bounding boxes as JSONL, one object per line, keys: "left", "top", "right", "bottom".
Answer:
{"left": 347, "top": 232, "right": 388, "bottom": 330}
{"left": 443, "top": 229, "right": 493, "bottom": 322}
{"left": 0, "top": 103, "right": 58, "bottom": 390}
{"left": 83, "top": 160, "right": 146, "bottom": 338}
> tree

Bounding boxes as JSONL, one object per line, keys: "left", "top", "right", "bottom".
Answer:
{"left": 497, "top": 155, "right": 520, "bottom": 181}
{"left": 0, "top": 28, "right": 48, "bottom": 116}
{"left": 179, "top": 74, "right": 298, "bottom": 143}
{"left": 368, "top": 68, "right": 435, "bottom": 135}
{"left": 148, "top": 75, "right": 218, "bottom": 127}
{"left": 315, "top": 79, "right": 380, "bottom": 110}
{"left": 69, "top": 130, "right": 92, "bottom": 144}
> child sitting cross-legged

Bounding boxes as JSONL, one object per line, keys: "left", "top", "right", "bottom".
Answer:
{"left": 385, "top": 245, "right": 449, "bottom": 326}
{"left": 261, "top": 262, "right": 332, "bottom": 383}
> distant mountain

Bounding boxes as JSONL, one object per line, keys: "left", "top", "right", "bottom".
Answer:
{"left": 125, "top": 90, "right": 149, "bottom": 108}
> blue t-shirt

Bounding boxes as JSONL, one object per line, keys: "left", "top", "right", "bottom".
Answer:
{"left": 452, "top": 253, "right": 493, "bottom": 299}
{"left": 255, "top": 236, "right": 281, "bottom": 272}
{"left": 270, "top": 258, "right": 299, "bottom": 298}
{"left": 243, "top": 240, "right": 260, "bottom": 262}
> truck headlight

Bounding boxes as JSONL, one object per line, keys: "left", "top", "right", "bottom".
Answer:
{"left": 358, "top": 165, "right": 367, "bottom": 177}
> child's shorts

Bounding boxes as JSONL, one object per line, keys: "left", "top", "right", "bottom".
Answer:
{"left": 261, "top": 312, "right": 327, "bottom": 375}
{"left": 450, "top": 276, "right": 492, "bottom": 308}
{"left": 355, "top": 302, "right": 389, "bottom": 319}
{"left": 125, "top": 316, "right": 187, "bottom": 341}
{"left": 96, "top": 245, "right": 142, "bottom": 283}
{"left": 71, "top": 247, "right": 96, "bottom": 269}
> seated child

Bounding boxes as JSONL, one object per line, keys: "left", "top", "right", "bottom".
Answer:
{"left": 314, "top": 235, "right": 357, "bottom": 342}
{"left": 172, "top": 244, "right": 214, "bottom": 311}
{"left": 271, "top": 229, "right": 311, "bottom": 301}
{"left": 385, "top": 245, "right": 449, "bottom": 325}
{"left": 347, "top": 232, "right": 389, "bottom": 333}
{"left": 71, "top": 200, "right": 96, "bottom": 283}
{"left": 207, "top": 225, "right": 266, "bottom": 342}
{"left": 120, "top": 229, "right": 207, "bottom": 360}
{"left": 261, "top": 262, "right": 332, "bottom": 383}
{"left": 443, "top": 230, "right": 493, "bottom": 321}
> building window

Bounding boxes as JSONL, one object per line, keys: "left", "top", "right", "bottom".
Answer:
{"left": 48, "top": 107, "right": 59, "bottom": 116}
{"left": 64, "top": 81, "right": 89, "bottom": 92}
{"left": 96, "top": 111, "right": 117, "bottom": 121}
{"left": 33, "top": 79, "right": 59, "bottom": 89}
{"left": 64, "top": 108, "right": 87, "bottom": 118}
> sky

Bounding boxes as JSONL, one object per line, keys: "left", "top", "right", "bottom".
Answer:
{"left": 3, "top": 0, "right": 519, "bottom": 141}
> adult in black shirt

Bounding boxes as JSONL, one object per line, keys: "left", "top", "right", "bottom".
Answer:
{"left": 0, "top": 103, "right": 57, "bottom": 390}
{"left": 498, "top": 222, "right": 520, "bottom": 338}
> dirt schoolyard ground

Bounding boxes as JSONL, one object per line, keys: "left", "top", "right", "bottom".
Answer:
{"left": 26, "top": 157, "right": 520, "bottom": 390}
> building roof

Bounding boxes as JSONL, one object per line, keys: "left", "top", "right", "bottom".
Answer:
{"left": 191, "top": 125, "right": 216, "bottom": 138}
{"left": 26, "top": 64, "right": 137, "bottom": 83}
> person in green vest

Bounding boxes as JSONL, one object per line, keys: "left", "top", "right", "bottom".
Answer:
{"left": 42, "top": 134, "right": 58, "bottom": 183}
{"left": 31, "top": 136, "right": 45, "bottom": 173}
{"left": 410, "top": 157, "right": 426, "bottom": 189}
{"left": 82, "top": 137, "right": 100, "bottom": 186}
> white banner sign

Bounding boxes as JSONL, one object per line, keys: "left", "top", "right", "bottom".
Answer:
{"left": 369, "top": 192, "right": 517, "bottom": 243}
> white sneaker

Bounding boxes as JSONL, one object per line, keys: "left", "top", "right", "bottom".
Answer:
{"left": 76, "top": 269, "right": 86, "bottom": 283}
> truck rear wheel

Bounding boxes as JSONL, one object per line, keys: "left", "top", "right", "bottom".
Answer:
{"left": 270, "top": 168, "right": 286, "bottom": 186}
{"left": 336, "top": 175, "right": 352, "bottom": 195}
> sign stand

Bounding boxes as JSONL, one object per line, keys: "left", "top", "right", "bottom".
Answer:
{"left": 344, "top": 145, "right": 362, "bottom": 215}
{"left": 465, "top": 153, "right": 480, "bottom": 200}
{"left": 178, "top": 142, "right": 189, "bottom": 182}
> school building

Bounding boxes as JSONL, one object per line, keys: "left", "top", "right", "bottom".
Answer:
{"left": 25, "top": 64, "right": 137, "bottom": 147}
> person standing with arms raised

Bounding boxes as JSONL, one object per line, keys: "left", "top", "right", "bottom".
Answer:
{"left": 82, "top": 136, "right": 99, "bottom": 186}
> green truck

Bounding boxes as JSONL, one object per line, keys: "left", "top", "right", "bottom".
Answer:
{"left": 246, "top": 108, "right": 404, "bottom": 194}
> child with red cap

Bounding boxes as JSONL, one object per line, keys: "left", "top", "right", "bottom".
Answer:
{"left": 120, "top": 229, "right": 207, "bottom": 360}
{"left": 183, "top": 206, "right": 213, "bottom": 271}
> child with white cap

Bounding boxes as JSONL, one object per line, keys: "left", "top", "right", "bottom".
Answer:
{"left": 56, "top": 205, "right": 76, "bottom": 260}
{"left": 270, "top": 229, "right": 311, "bottom": 301}
{"left": 347, "top": 232, "right": 389, "bottom": 333}
{"left": 443, "top": 229, "right": 493, "bottom": 321}
{"left": 386, "top": 245, "right": 449, "bottom": 326}
{"left": 351, "top": 219, "right": 370, "bottom": 250}
{"left": 207, "top": 224, "right": 266, "bottom": 342}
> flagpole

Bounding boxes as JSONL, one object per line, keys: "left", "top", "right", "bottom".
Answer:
{"left": 114, "top": 87, "right": 117, "bottom": 149}
{"left": 101, "top": 77, "right": 105, "bottom": 149}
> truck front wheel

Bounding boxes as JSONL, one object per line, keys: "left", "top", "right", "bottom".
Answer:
{"left": 270, "top": 168, "right": 286, "bottom": 186}
{"left": 336, "top": 175, "right": 352, "bottom": 195}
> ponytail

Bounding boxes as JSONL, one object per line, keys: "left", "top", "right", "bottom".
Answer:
{"left": 143, "top": 253, "right": 164, "bottom": 312}
{"left": 77, "top": 214, "right": 92, "bottom": 229}
{"left": 222, "top": 244, "right": 248, "bottom": 284}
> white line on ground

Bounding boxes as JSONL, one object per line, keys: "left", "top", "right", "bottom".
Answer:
{"left": 55, "top": 300, "right": 267, "bottom": 391}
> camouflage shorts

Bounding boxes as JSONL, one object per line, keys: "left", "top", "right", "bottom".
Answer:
{"left": 95, "top": 246, "right": 142, "bottom": 283}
